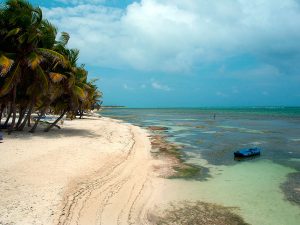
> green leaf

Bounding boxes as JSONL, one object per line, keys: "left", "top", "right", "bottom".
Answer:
{"left": 17, "top": 33, "right": 27, "bottom": 44}
{"left": 67, "top": 73, "right": 75, "bottom": 89}
{"left": 38, "top": 48, "right": 69, "bottom": 68}
{"left": 28, "top": 31, "right": 37, "bottom": 43}
{"left": 36, "top": 64, "right": 48, "bottom": 91}
{"left": 5, "top": 27, "right": 21, "bottom": 39}
{"left": 73, "top": 85, "right": 86, "bottom": 101}
{"left": 0, "top": 62, "right": 20, "bottom": 97}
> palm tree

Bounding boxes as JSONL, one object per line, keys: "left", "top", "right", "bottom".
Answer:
{"left": 1, "top": 0, "right": 102, "bottom": 134}
{"left": 0, "top": 0, "right": 67, "bottom": 133}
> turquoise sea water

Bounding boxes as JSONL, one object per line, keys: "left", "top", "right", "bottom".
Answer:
{"left": 101, "top": 107, "right": 300, "bottom": 225}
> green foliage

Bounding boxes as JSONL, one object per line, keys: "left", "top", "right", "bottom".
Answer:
{"left": 0, "top": 0, "right": 102, "bottom": 133}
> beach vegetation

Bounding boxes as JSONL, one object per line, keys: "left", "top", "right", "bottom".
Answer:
{"left": 0, "top": 0, "right": 102, "bottom": 133}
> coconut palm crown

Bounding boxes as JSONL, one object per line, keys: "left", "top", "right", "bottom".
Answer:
{"left": 0, "top": 0, "right": 102, "bottom": 133}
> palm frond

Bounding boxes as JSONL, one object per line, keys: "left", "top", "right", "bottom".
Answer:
{"left": 32, "top": 7, "right": 42, "bottom": 25}
{"left": 49, "top": 72, "right": 66, "bottom": 83}
{"left": 82, "top": 83, "right": 92, "bottom": 90}
{"left": 67, "top": 73, "right": 75, "bottom": 88}
{"left": 59, "top": 32, "right": 70, "bottom": 46}
{"left": 36, "top": 64, "right": 48, "bottom": 90}
{"left": 26, "top": 52, "right": 43, "bottom": 69}
{"left": 37, "top": 48, "right": 69, "bottom": 68}
{"left": 17, "top": 33, "right": 27, "bottom": 44}
{"left": 40, "top": 19, "right": 57, "bottom": 48}
{"left": 5, "top": 27, "right": 21, "bottom": 39}
{"left": 73, "top": 85, "right": 86, "bottom": 101}
{"left": 49, "top": 84, "right": 64, "bottom": 101}
{"left": 26, "top": 82, "right": 41, "bottom": 97}
{"left": 0, "top": 62, "right": 20, "bottom": 96}
{"left": 0, "top": 54, "right": 14, "bottom": 76}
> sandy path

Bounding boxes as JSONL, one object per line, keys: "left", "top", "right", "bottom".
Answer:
{"left": 57, "top": 124, "right": 156, "bottom": 225}
{"left": 0, "top": 117, "right": 162, "bottom": 225}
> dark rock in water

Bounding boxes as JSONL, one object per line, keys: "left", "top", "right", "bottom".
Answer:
{"left": 148, "top": 126, "right": 169, "bottom": 131}
{"left": 148, "top": 201, "right": 249, "bottom": 225}
{"left": 281, "top": 172, "right": 300, "bottom": 205}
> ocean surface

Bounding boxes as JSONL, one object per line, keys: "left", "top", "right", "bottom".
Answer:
{"left": 101, "top": 107, "right": 300, "bottom": 225}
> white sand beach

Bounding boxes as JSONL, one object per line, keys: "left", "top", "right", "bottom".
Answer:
{"left": 0, "top": 117, "right": 165, "bottom": 225}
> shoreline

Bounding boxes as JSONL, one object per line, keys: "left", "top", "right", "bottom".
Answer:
{"left": 1, "top": 114, "right": 292, "bottom": 225}
{"left": 0, "top": 116, "right": 165, "bottom": 225}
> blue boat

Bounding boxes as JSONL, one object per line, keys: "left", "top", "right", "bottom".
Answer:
{"left": 234, "top": 147, "right": 261, "bottom": 157}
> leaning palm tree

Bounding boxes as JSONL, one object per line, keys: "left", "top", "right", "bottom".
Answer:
{"left": 44, "top": 66, "right": 87, "bottom": 132}
{"left": 78, "top": 79, "right": 102, "bottom": 118}
{"left": 0, "top": 0, "right": 68, "bottom": 133}
{"left": 1, "top": 0, "right": 102, "bottom": 134}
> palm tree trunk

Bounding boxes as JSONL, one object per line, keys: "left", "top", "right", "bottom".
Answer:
{"left": 28, "top": 112, "right": 31, "bottom": 127}
{"left": 18, "top": 102, "right": 33, "bottom": 131}
{"left": 8, "top": 86, "right": 17, "bottom": 134}
{"left": 29, "top": 108, "right": 46, "bottom": 133}
{"left": 79, "top": 104, "right": 83, "bottom": 119}
{"left": 3, "top": 103, "right": 12, "bottom": 128}
{"left": 44, "top": 110, "right": 67, "bottom": 132}
{"left": 0, "top": 104, "right": 5, "bottom": 128}
{"left": 15, "top": 107, "right": 25, "bottom": 129}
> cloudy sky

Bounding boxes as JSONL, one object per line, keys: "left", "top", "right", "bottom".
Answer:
{"left": 28, "top": 0, "right": 300, "bottom": 107}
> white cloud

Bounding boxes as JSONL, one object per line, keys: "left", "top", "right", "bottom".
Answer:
{"left": 151, "top": 81, "right": 171, "bottom": 91}
{"left": 43, "top": 0, "right": 300, "bottom": 73}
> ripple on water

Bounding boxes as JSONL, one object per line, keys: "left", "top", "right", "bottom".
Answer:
{"left": 290, "top": 138, "right": 300, "bottom": 142}
{"left": 202, "top": 131, "right": 217, "bottom": 134}
{"left": 217, "top": 125, "right": 268, "bottom": 134}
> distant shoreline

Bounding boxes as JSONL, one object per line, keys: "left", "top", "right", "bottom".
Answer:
{"left": 101, "top": 106, "right": 127, "bottom": 108}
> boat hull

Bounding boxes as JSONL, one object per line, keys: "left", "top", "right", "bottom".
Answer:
{"left": 234, "top": 148, "right": 261, "bottom": 158}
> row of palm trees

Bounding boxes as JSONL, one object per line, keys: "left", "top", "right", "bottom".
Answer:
{"left": 0, "top": 0, "right": 102, "bottom": 134}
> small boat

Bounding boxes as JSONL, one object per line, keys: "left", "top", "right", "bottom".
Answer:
{"left": 234, "top": 147, "right": 261, "bottom": 157}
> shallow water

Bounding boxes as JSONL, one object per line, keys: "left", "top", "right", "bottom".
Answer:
{"left": 101, "top": 107, "right": 300, "bottom": 224}
{"left": 164, "top": 161, "right": 300, "bottom": 225}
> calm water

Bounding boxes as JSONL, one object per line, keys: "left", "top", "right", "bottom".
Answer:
{"left": 101, "top": 107, "right": 300, "bottom": 225}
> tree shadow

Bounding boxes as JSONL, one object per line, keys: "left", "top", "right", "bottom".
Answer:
{"left": 2, "top": 126, "right": 101, "bottom": 140}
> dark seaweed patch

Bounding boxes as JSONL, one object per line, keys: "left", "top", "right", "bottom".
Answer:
{"left": 148, "top": 201, "right": 249, "bottom": 225}
{"left": 281, "top": 172, "right": 300, "bottom": 205}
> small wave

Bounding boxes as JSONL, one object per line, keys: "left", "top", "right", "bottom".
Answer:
{"left": 202, "top": 131, "right": 217, "bottom": 134}
{"left": 218, "top": 125, "right": 266, "bottom": 134}
{"left": 245, "top": 141, "right": 263, "bottom": 146}
{"left": 290, "top": 138, "right": 300, "bottom": 142}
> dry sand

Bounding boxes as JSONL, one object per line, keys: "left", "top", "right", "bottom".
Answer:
{"left": 0, "top": 117, "right": 166, "bottom": 225}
